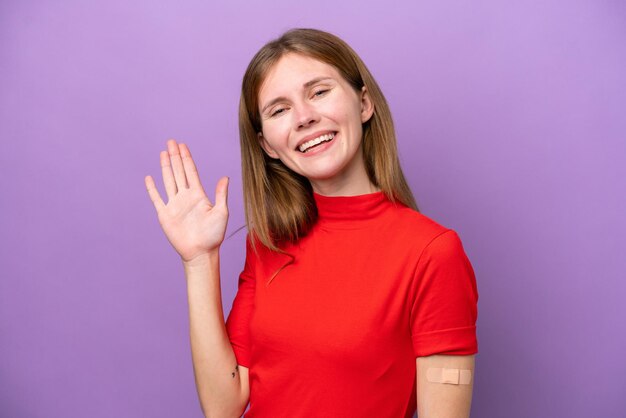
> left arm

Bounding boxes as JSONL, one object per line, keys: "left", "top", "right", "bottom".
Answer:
{"left": 416, "top": 354, "right": 475, "bottom": 418}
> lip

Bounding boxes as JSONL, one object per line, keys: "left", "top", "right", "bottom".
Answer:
{"left": 294, "top": 130, "right": 337, "bottom": 151}
{"left": 298, "top": 132, "right": 338, "bottom": 157}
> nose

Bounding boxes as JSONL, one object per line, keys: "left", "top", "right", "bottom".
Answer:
{"left": 294, "top": 102, "right": 319, "bottom": 129}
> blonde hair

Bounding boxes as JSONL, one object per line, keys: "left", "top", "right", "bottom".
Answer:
{"left": 239, "top": 28, "right": 418, "bottom": 252}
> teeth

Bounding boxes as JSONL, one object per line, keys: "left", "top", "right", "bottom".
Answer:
{"left": 298, "top": 133, "right": 335, "bottom": 153}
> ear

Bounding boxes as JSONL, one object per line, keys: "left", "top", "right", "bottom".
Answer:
{"left": 258, "top": 132, "right": 280, "bottom": 159}
{"left": 360, "top": 86, "right": 375, "bottom": 124}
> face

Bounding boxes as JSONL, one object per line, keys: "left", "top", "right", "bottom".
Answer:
{"left": 257, "top": 53, "right": 374, "bottom": 193}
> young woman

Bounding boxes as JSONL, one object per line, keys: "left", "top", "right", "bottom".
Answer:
{"left": 145, "top": 28, "right": 478, "bottom": 418}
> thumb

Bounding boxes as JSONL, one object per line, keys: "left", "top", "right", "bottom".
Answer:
{"left": 215, "top": 176, "right": 229, "bottom": 209}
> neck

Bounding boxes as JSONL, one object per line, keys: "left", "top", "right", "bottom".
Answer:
{"left": 313, "top": 189, "right": 391, "bottom": 224}
{"left": 311, "top": 178, "right": 380, "bottom": 197}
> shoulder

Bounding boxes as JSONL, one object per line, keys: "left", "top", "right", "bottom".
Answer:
{"left": 243, "top": 233, "right": 296, "bottom": 283}
{"left": 383, "top": 203, "right": 474, "bottom": 269}
{"left": 384, "top": 203, "right": 459, "bottom": 251}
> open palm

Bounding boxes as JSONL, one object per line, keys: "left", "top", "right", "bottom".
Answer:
{"left": 145, "top": 139, "right": 229, "bottom": 263}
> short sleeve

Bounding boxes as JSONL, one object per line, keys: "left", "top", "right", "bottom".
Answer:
{"left": 225, "top": 237, "right": 256, "bottom": 368}
{"left": 410, "top": 230, "right": 479, "bottom": 357}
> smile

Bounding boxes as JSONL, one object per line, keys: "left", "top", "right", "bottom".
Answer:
{"left": 298, "top": 132, "right": 336, "bottom": 153}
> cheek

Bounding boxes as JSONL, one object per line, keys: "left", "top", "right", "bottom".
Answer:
{"left": 326, "top": 96, "right": 362, "bottom": 126}
{"left": 324, "top": 102, "right": 351, "bottom": 126}
{"left": 262, "top": 122, "right": 291, "bottom": 150}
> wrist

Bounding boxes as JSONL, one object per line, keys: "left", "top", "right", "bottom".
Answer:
{"left": 182, "top": 249, "right": 220, "bottom": 270}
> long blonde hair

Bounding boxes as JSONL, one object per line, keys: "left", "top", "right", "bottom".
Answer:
{"left": 239, "top": 28, "right": 418, "bottom": 252}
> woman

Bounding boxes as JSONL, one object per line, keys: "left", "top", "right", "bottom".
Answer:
{"left": 145, "top": 28, "right": 478, "bottom": 418}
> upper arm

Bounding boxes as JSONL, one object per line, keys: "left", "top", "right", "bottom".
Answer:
{"left": 410, "top": 230, "right": 478, "bottom": 358}
{"left": 416, "top": 354, "right": 475, "bottom": 418}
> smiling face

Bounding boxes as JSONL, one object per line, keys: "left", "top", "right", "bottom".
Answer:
{"left": 257, "top": 53, "right": 376, "bottom": 195}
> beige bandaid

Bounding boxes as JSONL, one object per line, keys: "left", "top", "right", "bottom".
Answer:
{"left": 426, "top": 368, "right": 472, "bottom": 385}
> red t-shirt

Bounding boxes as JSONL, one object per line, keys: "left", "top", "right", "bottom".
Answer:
{"left": 226, "top": 192, "right": 478, "bottom": 417}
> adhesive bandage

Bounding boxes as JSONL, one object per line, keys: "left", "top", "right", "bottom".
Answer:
{"left": 426, "top": 368, "right": 472, "bottom": 385}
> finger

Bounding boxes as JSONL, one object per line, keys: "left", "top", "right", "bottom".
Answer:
{"left": 214, "top": 176, "right": 229, "bottom": 209}
{"left": 167, "top": 139, "right": 189, "bottom": 190}
{"left": 179, "top": 143, "right": 205, "bottom": 193}
{"left": 160, "top": 151, "right": 177, "bottom": 200}
{"left": 145, "top": 175, "right": 166, "bottom": 211}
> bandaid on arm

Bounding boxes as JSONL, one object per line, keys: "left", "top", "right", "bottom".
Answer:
{"left": 426, "top": 367, "right": 472, "bottom": 385}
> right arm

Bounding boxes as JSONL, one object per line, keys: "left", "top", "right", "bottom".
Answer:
{"left": 145, "top": 139, "right": 249, "bottom": 417}
{"left": 184, "top": 251, "right": 250, "bottom": 418}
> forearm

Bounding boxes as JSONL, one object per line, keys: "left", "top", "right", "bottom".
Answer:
{"left": 184, "top": 251, "right": 246, "bottom": 418}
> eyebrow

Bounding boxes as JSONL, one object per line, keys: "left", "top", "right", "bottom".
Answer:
{"left": 260, "top": 76, "right": 334, "bottom": 114}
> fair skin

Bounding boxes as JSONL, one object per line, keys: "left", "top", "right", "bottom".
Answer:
{"left": 258, "top": 53, "right": 475, "bottom": 417}
{"left": 257, "top": 53, "right": 378, "bottom": 196}
{"left": 144, "top": 52, "right": 475, "bottom": 417}
{"left": 145, "top": 142, "right": 249, "bottom": 417}
{"left": 417, "top": 354, "right": 476, "bottom": 417}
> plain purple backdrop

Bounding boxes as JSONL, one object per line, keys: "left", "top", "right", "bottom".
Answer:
{"left": 1, "top": 1, "right": 624, "bottom": 417}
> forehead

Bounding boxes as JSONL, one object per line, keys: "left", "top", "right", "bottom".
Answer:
{"left": 258, "top": 53, "right": 342, "bottom": 101}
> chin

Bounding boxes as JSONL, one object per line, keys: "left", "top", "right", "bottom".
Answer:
{"left": 303, "top": 168, "right": 345, "bottom": 182}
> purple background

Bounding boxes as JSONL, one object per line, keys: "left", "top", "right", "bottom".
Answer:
{"left": 1, "top": 1, "right": 624, "bottom": 417}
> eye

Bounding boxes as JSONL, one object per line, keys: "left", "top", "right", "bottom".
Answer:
{"left": 270, "top": 107, "right": 287, "bottom": 117}
{"left": 313, "top": 89, "right": 329, "bottom": 97}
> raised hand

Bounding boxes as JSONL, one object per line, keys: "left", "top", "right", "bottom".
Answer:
{"left": 145, "top": 139, "right": 229, "bottom": 264}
